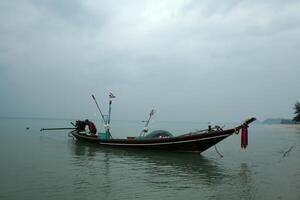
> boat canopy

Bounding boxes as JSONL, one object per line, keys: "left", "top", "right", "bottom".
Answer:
{"left": 142, "top": 130, "right": 173, "bottom": 139}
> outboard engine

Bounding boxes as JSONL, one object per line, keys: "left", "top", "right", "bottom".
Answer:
{"left": 75, "top": 120, "right": 86, "bottom": 132}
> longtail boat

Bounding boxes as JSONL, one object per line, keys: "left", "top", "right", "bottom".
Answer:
{"left": 41, "top": 93, "right": 256, "bottom": 153}
{"left": 70, "top": 117, "right": 255, "bottom": 153}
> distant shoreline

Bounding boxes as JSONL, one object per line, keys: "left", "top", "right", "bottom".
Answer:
{"left": 267, "top": 124, "right": 300, "bottom": 128}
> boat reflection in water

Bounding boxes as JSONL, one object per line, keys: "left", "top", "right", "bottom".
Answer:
{"left": 68, "top": 139, "right": 230, "bottom": 198}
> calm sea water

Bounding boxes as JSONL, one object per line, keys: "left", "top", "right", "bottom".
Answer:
{"left": 0, "top": 118, "right": 299, "bottom": 200}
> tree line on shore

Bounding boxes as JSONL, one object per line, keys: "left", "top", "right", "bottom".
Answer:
{"left": 294, "top": 101, "right": 300, "bottom": 122}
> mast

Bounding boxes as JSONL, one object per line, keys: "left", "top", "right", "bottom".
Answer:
{"left": 106, "top": 99, "right": 112, "bottom": 134}
{"left": 92, "top": 93, "right": 114, "bottom": 138}
{"left": 106, "top": 92, "right": 116, "bottom": 137}
{"left": 140, "top": 109, "right": 155, "bottom": 136}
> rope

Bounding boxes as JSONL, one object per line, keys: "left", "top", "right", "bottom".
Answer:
{"left": 214, "top": 145, "right": 224, "bottom": 158}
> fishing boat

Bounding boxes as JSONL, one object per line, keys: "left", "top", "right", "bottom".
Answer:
{"left": 70, "top": 117, "right": 255, "bottom": 153}
{"left": 41, "top": 93, "right": 256, "bottom": 153}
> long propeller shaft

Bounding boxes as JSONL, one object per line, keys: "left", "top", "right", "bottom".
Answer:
{"left": 40, "top": 128, "right": 75, "bottom": 131}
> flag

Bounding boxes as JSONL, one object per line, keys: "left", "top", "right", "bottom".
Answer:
{"left": 109, "top": 92, "right": 116, "bottom": 98}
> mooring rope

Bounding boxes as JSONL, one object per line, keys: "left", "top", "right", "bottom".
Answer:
{"left": 214, "top": 145, "right": 224, "bottom": 158}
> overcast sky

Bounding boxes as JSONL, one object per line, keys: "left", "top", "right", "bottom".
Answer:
{"left": 0, "top": 0, "right": 299, "bottom": 123}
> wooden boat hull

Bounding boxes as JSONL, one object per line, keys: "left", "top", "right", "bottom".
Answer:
{"left": 71, "top": 129, "right": 234, "bottom": 153}
{"left": 71, "top": 118, "right": 255, "bottom": 153}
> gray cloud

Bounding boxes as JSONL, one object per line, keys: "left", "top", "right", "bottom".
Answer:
{"left": 1, "top": 0, "right": 300, "bottom": 122}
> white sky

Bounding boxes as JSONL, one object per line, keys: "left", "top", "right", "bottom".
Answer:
{"left": 0, "top": 0, "right": 300, "bottom": 122}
